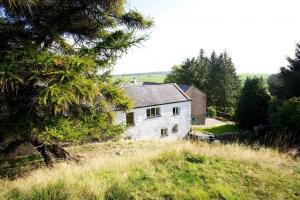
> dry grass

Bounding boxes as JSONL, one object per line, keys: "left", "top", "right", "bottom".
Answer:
{"left": 0, "top": 140, "right": 299, "bottom": 199}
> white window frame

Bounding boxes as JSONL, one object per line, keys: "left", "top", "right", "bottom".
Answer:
{"left": 146, "top": 107, "right": 161, "bottom": 118}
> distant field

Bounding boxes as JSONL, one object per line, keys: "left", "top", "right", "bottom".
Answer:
{"left": 114, "top": 72, "right": 270, "bottom": 84}
{"left": 114, "top": 72, "right": 167, "bottom": 83}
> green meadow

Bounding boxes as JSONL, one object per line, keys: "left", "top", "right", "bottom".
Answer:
{"left": 114, "top": 72, "right": 270, "bottom": 85}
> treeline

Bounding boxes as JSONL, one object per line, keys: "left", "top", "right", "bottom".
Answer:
{"left": 166, "top": 46, "right": 300, "bottom": 149}
{"left": 236, "top": 44, "right": 300, "bottom": 148}
{"left": 165, "top": 49, "right": 240, "bottom": 115}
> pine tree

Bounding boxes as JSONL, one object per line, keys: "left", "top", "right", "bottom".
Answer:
{"left": 235, "top": 77, "right": 271, "bottom": 129}
{"left": 206, "top": 51, "right": 241, "bottom": 112}
{"left": 165, "top": 50, "right": 240, "bottom": 114}
{"left": 0, "top": 0, "right": 152, "bottom": 165}
{"left": 193, "top": 49, "right": 209, "bottom": 90}
{"left": 268, "top": 43, "right": 300, "bottom": 100}
{"left": 164, "top": 49, "right": 209, "bottom": 91}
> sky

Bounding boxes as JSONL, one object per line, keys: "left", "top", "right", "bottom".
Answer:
{"left": 114, "top": 0, "right": 300, "bottom": 75}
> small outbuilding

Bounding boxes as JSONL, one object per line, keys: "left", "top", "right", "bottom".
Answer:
{"left": 178, "top": 85, "right": 206, "bottom": 125}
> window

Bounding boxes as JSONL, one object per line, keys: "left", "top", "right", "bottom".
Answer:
{"left": 173, "top": 107, "right": 180, "bottom": 115}
{"left": 146, "top": 107, "right": 160, "bottom": 118}
{"left": 172, "top": 124, "right": 178, "bottom": 133}
{"left": 126, "top": 112, "right": 134, "bottom": 126}
{"left": 161, "top": 128, "right": 168, "bottom": 137}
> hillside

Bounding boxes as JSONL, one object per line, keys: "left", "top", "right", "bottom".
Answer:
{"left": 114, "top": 72, "right": 270, "bottom": 84}
{"left": 1, "top": 141, "right": 299, "bottom": 200}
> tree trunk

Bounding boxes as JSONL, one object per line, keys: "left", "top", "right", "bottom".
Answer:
{"left": 46, "top": 143, "right": 70, "bottom": 160}
{"left": 1, "top": 137, "right": 75, "bottom": 166}
{"left": 29, "top": 137, "right": 55, "bottom": 166}
{"left": 28, "top": 136, "right": 76, "bottom": 166}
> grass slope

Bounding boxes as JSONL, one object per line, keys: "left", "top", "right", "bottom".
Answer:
{"left": 1, "top": 141, "right": 300, "bottom": 200}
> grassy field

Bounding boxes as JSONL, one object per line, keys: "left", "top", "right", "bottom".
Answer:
{"left": 114, "top": 72, "right": 167, "bottom": 83}
{"left": 114, "top": 72, "right": 270, "bottom": 85}
{"left": 193, "top": 124, "right": 242, "bottom": 135}
{"left": 1, "top": 140, "right": 300, "bottom": 200}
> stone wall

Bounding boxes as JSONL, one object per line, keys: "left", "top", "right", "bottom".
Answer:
{"left": 185, "top": 86, "right": 206, "bottom": 125}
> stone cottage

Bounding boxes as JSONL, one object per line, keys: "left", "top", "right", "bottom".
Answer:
{"left": 115, "top": 84, "right": 191, "bottom": 140}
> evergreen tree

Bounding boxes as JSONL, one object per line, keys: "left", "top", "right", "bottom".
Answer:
{"left": 269, "top": 97, "right": 300, "bottom": 137}
{"left": 164, "top": 49, "right": 209, "bottom": 91}
{"left": 0, "top": 0, "right": 152, "bottom": 165}
{"left": 193, "top": 49, "right": 209, "bottom": 90}
{"left": 206, "top": 51, "right": 241, "bottom": 112}
{"left": 267, "top": 74, "right": 284, "bottom": 99}
{"left": 165, "top": 50, "right": 240, "bottom": 114}
{"left": 268, "top": 43, "right": 300, "bottom": 100}
{"left": 235, "top": 77, "right": 271, "bottom": 129}
{"left": 206, "top": 51, "right": 221, "bottom": 108}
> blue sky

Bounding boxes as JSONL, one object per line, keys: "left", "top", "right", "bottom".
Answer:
{"left": 114, "top": 0, "right": 300, "bottom": 75}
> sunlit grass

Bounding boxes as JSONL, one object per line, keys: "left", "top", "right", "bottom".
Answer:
{"left": 193, "top": 124, "right": 242, "bottom": 135}
{"left": 0, "top": 140, "right": 299, "bottom": 200}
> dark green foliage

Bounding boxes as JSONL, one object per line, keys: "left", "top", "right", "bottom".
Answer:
{"left": 266, "top": 44, "right": 300, "bottom": 147}
{"left": 267, "top": 74, "right": 283, "bottom": 99}
{"left": 269, "top": 97, "right": 300, "bottom": 135}
{"left": 165, "top": 49, "right": 209, "bottom": 91}
{"left": 268, "top": 44, "right": 300, "bottom": 100}
{"left": 206, "top": 51, "right": 241, "bottom": 112}
{"left": 0, "top": 0, "right": 152, "bottom": 162}
{"left": 235, "top": 77, "right": 271, "bottom": 129}
{"left": 207, "top": 106, "right": 217, "bottom": 118}
{"left": 165, "top": 50, "right": 241, "bottom": 113}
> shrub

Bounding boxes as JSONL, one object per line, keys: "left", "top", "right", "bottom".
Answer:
{"left": 225, "top": 107, "right": 235, "bottom": 117}
{"left": 269, "top": 97, "right": 300, "bottom": 136}
{"left": 207, "top": 106, "right": 217, "bottom": 118}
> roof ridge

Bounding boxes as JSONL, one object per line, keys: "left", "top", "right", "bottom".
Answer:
{"left": 172, "top": 83, "right": 191, "bottom": 101}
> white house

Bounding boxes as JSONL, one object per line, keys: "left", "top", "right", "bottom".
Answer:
{"left": 115, "top": 83, "right": 192, "bottom": 140}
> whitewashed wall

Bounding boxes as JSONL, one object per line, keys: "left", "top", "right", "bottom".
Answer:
{"left": 115, "top": 101, "right": 191, "bottom": 140}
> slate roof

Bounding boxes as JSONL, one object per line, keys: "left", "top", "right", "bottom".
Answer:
{"left": 178, "top": 84, "right": 191, "bottom": 92}
{"left": 142, "top": 83, "right": 192, "bottom": 93}
{"left": 126, "top": 83, "right": 191, "bottom": 108}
